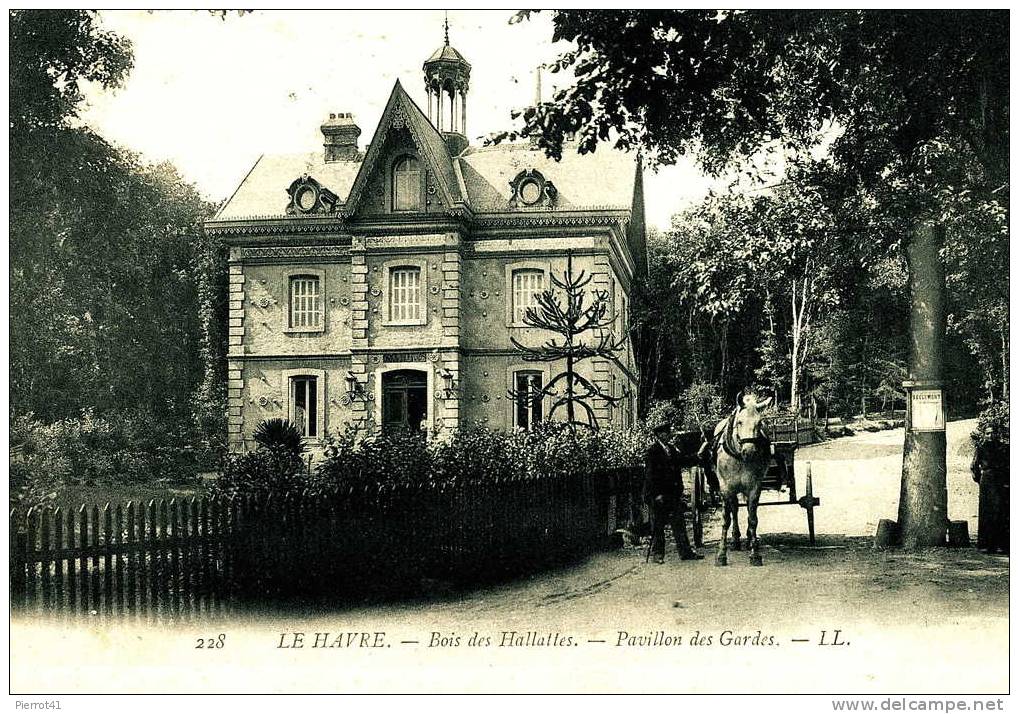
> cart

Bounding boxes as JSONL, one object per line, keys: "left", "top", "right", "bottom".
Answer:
{"left": 687, "top": 411, "right": 821, "bottom": 546}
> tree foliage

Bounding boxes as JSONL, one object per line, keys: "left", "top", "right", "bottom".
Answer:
{"left": 508, "top": 10, "right": 1007, "bottom": 419}
{"left": 10, "top": 10, "right": 227, "bottom": 491}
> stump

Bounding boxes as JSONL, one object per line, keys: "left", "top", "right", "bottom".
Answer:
{"left": 874, "top": 519, "right": 900, "bottom": 548}
{"left": 947, "top": 520, "right": 971, "bottom": 548}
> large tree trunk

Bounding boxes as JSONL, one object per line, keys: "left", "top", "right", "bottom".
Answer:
{"left": 897, "top": 221, "right": 948, "bottom": 548}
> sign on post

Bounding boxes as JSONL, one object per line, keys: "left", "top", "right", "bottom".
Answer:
{"left": 910, "top": 388, "right": 945, "bottom": 432}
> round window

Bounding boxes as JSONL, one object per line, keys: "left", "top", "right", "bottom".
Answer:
{"left": 296, "top": 185, "right": 318, "bottom": 212}
{"left": 519, "top": 179, "right": 543, "bottom": 205}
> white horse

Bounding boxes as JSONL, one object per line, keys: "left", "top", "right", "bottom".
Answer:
{"left": 708, "top": 393, "right": 773, "bottom": 566}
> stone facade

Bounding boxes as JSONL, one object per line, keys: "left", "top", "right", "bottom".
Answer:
{"left": 207, "top": 39, "right": 646, "bottom": 453}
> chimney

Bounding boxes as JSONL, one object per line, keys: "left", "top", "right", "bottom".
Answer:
{"left": 321, "top": 112, "right": 361, "bottom": 162}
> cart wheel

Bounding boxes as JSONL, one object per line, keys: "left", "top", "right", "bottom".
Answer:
{"left": 805, "top": 463, "right": 816, "bottom": 545}
{"left": 692, "top": 467, "right": 704, "bottom": 548}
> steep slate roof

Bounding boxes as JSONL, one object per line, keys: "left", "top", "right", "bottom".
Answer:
{"left": 214, "top": 152, "right": 361, "bottom": 220}
{"left": 212, "top": 82, "right": 639, "bottom": 222}
{"left": 456, "top": 143, "right": 637, "bottom": 212}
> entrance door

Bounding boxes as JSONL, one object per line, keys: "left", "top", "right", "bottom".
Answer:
{"left": 381, "top": 369, "right": 428, "bottom": 435}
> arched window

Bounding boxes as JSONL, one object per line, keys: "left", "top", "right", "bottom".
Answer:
{"left": 392, "top": 156, "right": 421, "bottom": 211}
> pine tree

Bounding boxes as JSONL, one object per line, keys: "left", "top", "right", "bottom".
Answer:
{"left": 508, "top": 251, "right": 627, "bottom": 431}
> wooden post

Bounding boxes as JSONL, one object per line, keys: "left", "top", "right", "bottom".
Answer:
{"left": 65, "top": 508, "right": 76, "bottom": 616}
{"left": 114, "top": 505, "right": 124, "bottom": 616}
{"left": 103, "top": 503, "right": 113, "bottom": 617}
{"left": 77, "top": 505, "right": 88, "bottom": 616}
{"left": 158, "top": 500, "right": 169, "bottom": 618}
{"left": 169, "top": 499, "right": 181, "bottom": 618}
{"left": 139, "top": 502, "right": 150, "bottom": 619}
{"left": 147, "top": 500, "right": 159, "bottom": 619}
{"left": 199, "top": 498, "right": 211, "bottom": 614}
{"left": 54, "top": 508, "right": 64, "bottom": 615}
{"left": 126, "top": 502, "right": 137, "bottom": 617}
{"left": 40, "top": 508, "right": 52, "bottom": 612}
{"left": 90, "top": 505, "right": 100, "bottom": 615}
{"left": 26, "top": 508, "right": 39, "bottom": 611}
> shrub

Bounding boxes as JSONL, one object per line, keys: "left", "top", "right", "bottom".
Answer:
{"left": 211, "top": 449, "right": 308, "bottom": 500}
{"left": 253, "top": 418, "right": 306, "bottom": 456}
{"left": 972, "top": 401, "right": 1009, "bottom": 448}
{"left": 216, "top": 422, "right": 655, "bottom": 500}
{"left": 9, "top": 409, "right": 206, "bottom": 509}
{"left": 677, "top": 380, "right": 727, "bottom": 430}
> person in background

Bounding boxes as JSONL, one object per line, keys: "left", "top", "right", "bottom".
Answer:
{"left": 971, "top": 404, "right": 1009, "bottom": 554}
{"left": 643, "top": 416, "right": 704, "bottom": 564}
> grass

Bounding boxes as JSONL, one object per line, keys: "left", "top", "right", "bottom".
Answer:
{"left": 40, "top": 479, "right": 211, "bottom": 513}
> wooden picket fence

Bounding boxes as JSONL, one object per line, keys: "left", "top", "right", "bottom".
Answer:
{"left": 9, "top": 497, "right": 232, "bottom": 620}
{"left": 10, "top": 468, "right": 641, "bottom": 620}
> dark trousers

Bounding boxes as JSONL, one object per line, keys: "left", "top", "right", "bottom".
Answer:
{"left": 649, "top": 497, "right": 694, "bottom": 556}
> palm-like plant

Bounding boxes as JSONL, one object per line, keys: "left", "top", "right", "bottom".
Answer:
{"left": 252, "top": 418, "right": 306, "bottom": 456}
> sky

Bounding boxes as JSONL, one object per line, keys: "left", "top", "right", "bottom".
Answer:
{"left": 80, "top": 10, "right": 720, "bottom": 230}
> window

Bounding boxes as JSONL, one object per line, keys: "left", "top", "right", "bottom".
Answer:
{"left": 289, "top": 275, "right": 321, "bottom": 329}
{"left": 389, "top": 266, "right": 422, "bottom": 323}
{"left": 290, "top": 376, "right": 318, "bottom": 438}
{"left": 512, "top": 269, "right": 544, "bottom": 324}
{"left": 514, "top": 371, "right": 544, "bottom": 431}
{"left": 620, "top": 294, "right": 628, "bottom": 336}
{"left": 392, "top": 156, "right": 421, "bottom": 211}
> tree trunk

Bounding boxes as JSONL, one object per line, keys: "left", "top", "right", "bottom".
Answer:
{"left": 566, "top": 353, "right": 576, "bottom": 427}
{"left": 897, "top": 221, "right": 948, "bottom": 548}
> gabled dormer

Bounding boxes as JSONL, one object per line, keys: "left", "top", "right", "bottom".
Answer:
{"left": 343, "top": 81, "right": 467, "bottom": 219}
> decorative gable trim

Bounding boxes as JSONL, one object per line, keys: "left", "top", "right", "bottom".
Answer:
{"left": 342, "top": 80, "right": 464, "bottom": 218}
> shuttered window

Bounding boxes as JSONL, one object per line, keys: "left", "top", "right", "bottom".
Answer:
{"left": 393, "top": 156, "right": 421, "bottom": 211}
{"left": 289, "top": 276, "right": 321, "bottom": 328}
{"left": 389, "top": 267, "right": 422, "bottom": 323}
{"left": 512, "top": 269, "right": 544, "bottom": 324}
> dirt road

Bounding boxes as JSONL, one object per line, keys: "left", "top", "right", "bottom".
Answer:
{"left": 11, "top": 420, "right": 1008, "bottom": 693}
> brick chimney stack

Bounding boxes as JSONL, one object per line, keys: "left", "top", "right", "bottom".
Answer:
{"left": 321, "top": 113, "right": 361, "bottom": 162}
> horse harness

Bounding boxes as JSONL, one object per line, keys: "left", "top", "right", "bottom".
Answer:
{"left": 713, "top": 409, "right": 771, "bottom": 461}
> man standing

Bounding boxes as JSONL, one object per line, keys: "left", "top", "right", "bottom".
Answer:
{"left": 644, "top": 417, "right": 704, "bottom": 564}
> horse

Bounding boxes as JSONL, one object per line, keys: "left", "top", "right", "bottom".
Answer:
{"left": 706, "top": 393, "right": 773, "bottom": 566}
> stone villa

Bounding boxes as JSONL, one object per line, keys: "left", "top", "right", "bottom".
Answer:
{"left": 204, "top": 33, "right": 647, "bottom": 451}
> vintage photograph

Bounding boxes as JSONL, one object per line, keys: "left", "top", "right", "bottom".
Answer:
{"left": 8, "top": 8, "right": 1010, "bottom": 699}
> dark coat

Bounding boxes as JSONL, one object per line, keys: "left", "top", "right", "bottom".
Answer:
{"left": 644, "top": 439, "right": 699, "bottom": 503}
{"left": 972, "top": 441, "right": 1009, "bottom": 552}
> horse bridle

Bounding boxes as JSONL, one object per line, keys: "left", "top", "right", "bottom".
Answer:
{"left": 719, "top": 409, "right": 770, "bottom": 459}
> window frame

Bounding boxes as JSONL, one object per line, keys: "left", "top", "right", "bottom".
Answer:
{"left": 382, "top": 258, "right": 428, "bottom": 326}
{"left": 283, "top": 268, "right": 326, "bottom": 335}
{"left": 504, "top": 261, "right": 551, "bottom": 328}
{"left": 281, "top": 368, "right": 326, "bottom": 441}
{"left": 506, "top": 363, "right": 551, "bottom": 430}
{"left": 373, "top": 364, "right": 434, "bottom": 435}
{"left": 391, "top": 154, "right": 423, "bottom": 212}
